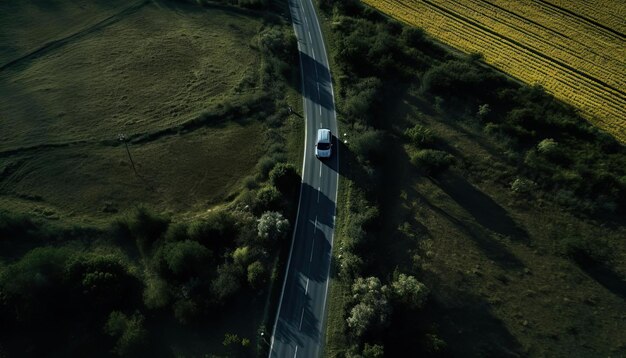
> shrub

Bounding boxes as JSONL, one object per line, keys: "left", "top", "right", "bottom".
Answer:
{"left": 212, "top": 263, "right": 242, "bottom": 302}
{"left": 232, "top": 246, "right": 252, "bottom": 268}
{"left": 143, "top": 276, "right": 170, "bottom": 309}
{"left": 510, "top": 178, "right": 536, "bottom": 194}
{"left": 104, "top": 311, "right": 148, "bottom": 357}
{"left": 269, "top": 163, "right": 300, "bottom": 194}
{"left": 257, "top": 211, "right": 289, "bottom": 242}
{"left": 401, "top": 27, "right": 426, "bottom": 48}
{"left": 404, "top": 124, "right": 435, "bottom": 147}
{"left": 338, "top": 251, "right": 364, "bottom": 281}
{"left": 422, "top": 59, "right": 504, "bottom": 102}
{"left": 254, "top": 185, "right": 283, "bottom": 214}
{"left": 256, "top": 157, "right": 280, "bottom": 181}
{"left": 187, "top": 211, "right": 237, "bottom": 253}
{"left": 164, "top": 222, "right": 188, "bottom": 242}
{"left": 391, "top": 273, "right": 429, "bottom": 309}
{"left": 66, "top": 253, "right": 139, "bottom": 310}
{"left": 155, "top": 240, "right": 211, "bottom": 280}
{"left": 537, "top": 138, "right": 558, "bottom": 155}
{"left": 363, "top": 343, "right": 385, "bottom": 358}
{"left": 410, "top": 149, "right": 455, "bottom": 175}
{"left": 173, "top": 299, "right": 198, "bottom": 325}
{"left": 0, "top": 247, "right": 74, "bottom": 324}
{"left": 347, "top": 277, "right": 391, "bottom": 338}
{"left": 350, "top": 129, "right": 386, "bottom": 164}
{"left": 247, "top": 261, "right": 266, "bottom": 289}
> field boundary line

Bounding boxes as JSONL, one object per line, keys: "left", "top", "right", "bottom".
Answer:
{"left": 0, "top": 0, "right": 149, "bottom": 71}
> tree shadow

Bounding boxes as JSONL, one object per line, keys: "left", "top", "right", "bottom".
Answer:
{"left": 432, "top": 173, "right": 528, "bottom": 242}
{"left": 403, "top": 284, "right": 524, "bottom": 358}
{"left": 412, "top": 185, "right": 525, "bottom": 271}
{"left": 297, "top": 52, "right": 335, "bottom": 111}
{"left": 324, "top": 135, "right": 373, "bottom": 192}
{"left": 576, "top": 257, "right": 626, "bottom": 300}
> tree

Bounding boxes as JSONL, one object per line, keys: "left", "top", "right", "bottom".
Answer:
{"left": 156, "top": 240, "right": 211, "bottom": 280}
{"left": 187, "top": 211, "right": 237, "bottom": 253}
{"left": 247, "top": 261, "right": 266, "bottom": 289}
{"left": 233, "top": 246, "right": 252, "bottom": 268}
{"left": 104, "top": 311, "right": 148, "bottom": 357}
{"left": 173, "top": 298, "right": 198, "bottom": 325}
{"left": 212, "top": 263, "right": 242, "bottom": 302}
{"left": 0, "top": 247, "right": 73, "bottom": 324}
{"left": 254, "top": 185, "right": 283, "bottom": 214}
{"left": 67, "top": 253, "right": 139, "bottom": 310}
{"left": 257, "top": 211, "right": 289, "bottom": 242}
{"left": 269, "top": 163, "right": 300, "bottom": 194}
{"left": 404, "top": 124, "right": 435, "bottom": 148}
{"left": 347, "top": 277, "right": 391, "bottom": 338}
{"left": 363, "top": 343, "right": 384, "bottom": 358}
{"left": 410, "top": 149, "right": 455, "bottom": 175}
{"left": 391, "top": 273, "right": 429, "bottom": 309}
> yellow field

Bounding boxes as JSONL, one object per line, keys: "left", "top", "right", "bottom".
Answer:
{"left": 363, "top": 0, "right": 626, "bottom": 142}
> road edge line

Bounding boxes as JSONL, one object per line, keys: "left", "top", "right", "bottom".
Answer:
{"left": 269, "top": 1, "right": 309, "bottom": 355}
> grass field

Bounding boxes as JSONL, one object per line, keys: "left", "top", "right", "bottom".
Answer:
{"left": 0, "top": 0, "right": 303, "bottom": 356}
{"left": 362, "top": 0, "right": 626, "bottom": 142}
{"left": 0, "top": 0, "right": 300, "bottom": 225}
{"left": 376, "top": 87, "right": 626, "bottom": 356}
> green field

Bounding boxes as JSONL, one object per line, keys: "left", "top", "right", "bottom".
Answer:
{"left": 0, "top": 0, "right": 292, "bottom": 225}
{"left": 0, "top": 0, "right": 302, "bottom": 356}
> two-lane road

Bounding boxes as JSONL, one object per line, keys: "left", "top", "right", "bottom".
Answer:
{"left": 269, "top": 0, "right": 339, "bottom": 357}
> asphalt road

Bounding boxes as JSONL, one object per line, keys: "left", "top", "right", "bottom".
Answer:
{"left": 269, "top": 0, "right": 339, "bottom": 357}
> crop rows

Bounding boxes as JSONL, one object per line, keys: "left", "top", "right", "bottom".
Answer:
{"left": 364, "top": 0, "right": 626, "bottom": 142}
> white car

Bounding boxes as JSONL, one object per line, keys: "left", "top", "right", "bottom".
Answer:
{"left": 315, "top": 128, "right": 332, "bottom": 159}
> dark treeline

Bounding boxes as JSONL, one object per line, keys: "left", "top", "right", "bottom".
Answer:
{"left": 0, "top": 158, "right": 300, "bottom": 357}
{"left": 320, "top": 0, "right": 625, "bottom": 356}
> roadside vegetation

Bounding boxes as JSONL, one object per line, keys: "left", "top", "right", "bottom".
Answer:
{"left": 319, "top": 0, "right": 626, "bottom": 356}
{"left": 0, "top": 0, "right": 301, "bottom": 356}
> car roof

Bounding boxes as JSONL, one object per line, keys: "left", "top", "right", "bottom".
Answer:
{"left": 317, "top": 128, "right": 331, "bottom": 139}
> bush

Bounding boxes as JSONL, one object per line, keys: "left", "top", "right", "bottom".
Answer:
{"left": 0, "top": 247, "right": 74, "bottom": 324}
{"left": 510, "top": 178, "right": 536, "bottom": 195}
{"left": 256, "top": 156, "right": 280, "bottom": 181}
{"left": 104, "top": 311, "right": 148, "bottom": 357}
{"left": 350, "top": 130, "right": 386, "bottom": 164}
{"left": 422, "top": 59, "right": 504, "bottom": 102}
{"left": 66, "top": 253, "right": 139, "bottom": 311}
{"left": 173, "top": 298, "right": 199, "bottom": 325}
{"left": 257, "top": 211, "right": 289, "bottom": 242}
{"left": 347, "top": 277, "right": 391, "bottom": 338}
{"left": 391, "top": 273, "right": 429, "bottom": 310}
{"left": 254, "top": 185, "right": 283, "bottom": 214}
{"left": 164, "top": 222, "right": 188, "bottom": 242}
{"left": 410, "top": 149, "right": 455, "bottom": 175}
{"left": 155, "top": 240, "right": 212, "bottom": 280}
{"left": 212, "top": 263, "right": 242, "bottom": 303}
{"left": 363, "top": 343, "right": 385, "bottom": 358}
{"left": 187, "top": 211, "right": 237, "bottom": 253}
{"left": 269, "top": 163, "right": 300, "bottom": 194}
{"left": 247, "top": 261, "right": 266, "bottom": 289}
{"left": 404, "top": 124, "right": 435, "bottom": 147}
